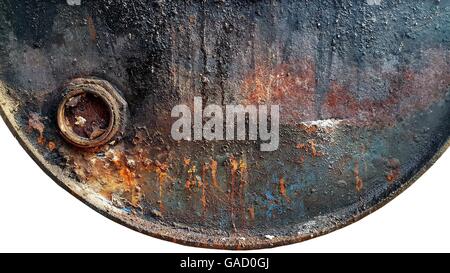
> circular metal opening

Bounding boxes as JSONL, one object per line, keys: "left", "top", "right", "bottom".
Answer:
{"left": 57, "top": 80, "right": 124, "bottom": 148}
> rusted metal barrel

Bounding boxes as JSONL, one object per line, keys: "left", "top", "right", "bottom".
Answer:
{"left": 0, "top": 0, "right": 449, "bottom": 249}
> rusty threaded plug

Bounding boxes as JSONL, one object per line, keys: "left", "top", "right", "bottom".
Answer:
{"left": 57, "top": 78, "right": 127, "bottom": 148}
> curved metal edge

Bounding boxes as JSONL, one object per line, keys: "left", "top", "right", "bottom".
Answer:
{"left": 1, "top": 87, "right": 449, "bottom": 250}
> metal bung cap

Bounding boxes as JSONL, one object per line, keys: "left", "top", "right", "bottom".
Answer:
{"left": 57, "top": 78, "right": 127, "bottom": 148}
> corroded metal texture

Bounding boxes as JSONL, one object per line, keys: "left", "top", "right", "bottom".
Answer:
{"left": 0, "top": 0, "right": 449, "bottom": 249}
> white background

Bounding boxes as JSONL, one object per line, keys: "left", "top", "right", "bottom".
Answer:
{"left": 0, "top": 117, "right": 449, "bottom": 253}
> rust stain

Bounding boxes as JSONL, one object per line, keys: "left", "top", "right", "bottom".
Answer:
{"left": 248, "top": 206, "right": 255, "bottom": 221}
{"left": 201, "top": 162, "right": 209, "bottom": 213}
{"left": 354, "top": 161, "right": 364, "bottom": 192}
{"left": 118, "top": 166, "right": 134, "bottom": 187}
{"left": 28, "top": 113, "right": 46, "bottom": 145}
{"left": 210, "top": 159, "right": 219, "bottom": 188}
{"left": 49, "top": 48, "right": 447, "bottom": 230}
{"left": 322, "top": 50, "right": 450, "bottom": 127}
{"left": 183, "top": 157, "right": 191, "bottom": 166}
{"left": 155, "top": 161, "right": 169, "bottom": 212}
{"left": 239, "top": 158, "right": 248, "bottom": 226}
{"left": 87, "top": 16, "right": 97, "bottom": 42}
{"left": 386, "top": 170, "right": 397, "bottom": 183}
{"left": 230, "top": 157, "right": 239, "bottom": 194}
{"left": 109, "top": 151, "right": 139, "bottom": 207}
{"left": 297, "top": 155, "right": 305, "bottom": 165}
{"left": 47, "top": 141, "right": 56, "bottom": 152}
{"left": 321, "top": 82, "right": 359, "bottom": 119}
{"left": 185, "top": 162, "right": 197, "bottom": 189}
{"left": 228, "top": 156, "right": 250, "bottom": 229}
{"left": 242, "top": 59, "right": 317, "bottom": 124}
{"left": 385, "top": 158, "right": 401, "bottom": 184}
{"left": 279, "top": 177, "right": 290, "bottom": 202}
{"left": 60, "top": 145, "right": 158, "bottom": 209}
{"left": 230, "top": 156, "right": 239, "bottom": 227}
{"left": 308, "top": 140, "right": 319, "bottom": 157}
{"left": 242, "top": 49, "right": 449, "bottom": 127}
{"left": 296, "top": 139, "right": 322, "bottom": 158}
{"left": 298, "top": 123, "right": 319, "bottom": 135}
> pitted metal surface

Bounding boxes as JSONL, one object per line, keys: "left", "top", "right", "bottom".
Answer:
{"left": 0, "top": 0, "right": 449, "bottom": 249}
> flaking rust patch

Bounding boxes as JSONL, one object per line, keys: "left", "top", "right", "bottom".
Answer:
{"left": 60, "top": 144, "right": 150, "bottom": 209}
{"left": 28, "top": 113, "right": 46, "bottom": 145}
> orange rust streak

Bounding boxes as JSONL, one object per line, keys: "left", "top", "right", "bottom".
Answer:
{"left": 248, "top": 206, "right": 255, "bottom": 221}
{"left": 230, "top": 158, "right": 238, "bottom": 199}
{"left": 354, "top": 162, "right": 364, "bottom": 192}
{"left": 118, "top": 168, "right": 134, "bottom": 187}
{"left": 87, "top": 16, "right": 97, "bottom": 42}
{"left": 201, "top": 163, "right": 209, "bottom": 213}
{"left": 279, "top": 177, "right": 290, "bottom": 202}
{"left": 230, "top": 158, "right": 238, "bottom": 191}
{"left": 229, "top": 157, "right": 239, "bottom": 230}
{"left": 109, "top": 153, "right": 140, "bottom": 206}
{"left": 155, "top": 161, "right": 169, "bottom": 213}
{"left": 210, "top": 159, "right": 219, "bottom": 188}
{"left": 239, "top": 159, "right": 248, "bottom": 226}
